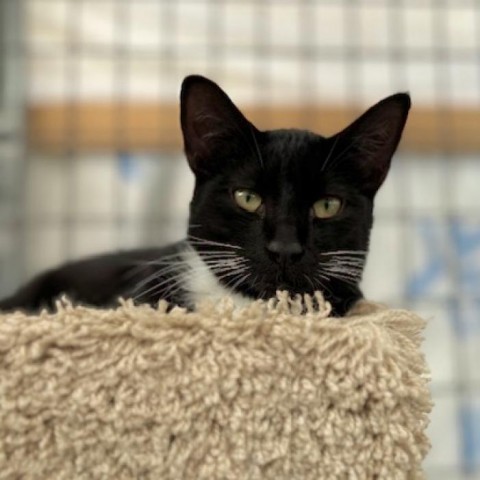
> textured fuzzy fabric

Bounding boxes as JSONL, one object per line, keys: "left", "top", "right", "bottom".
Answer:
{"left": 0, "top": 293, "right": 431, "bottom": 480}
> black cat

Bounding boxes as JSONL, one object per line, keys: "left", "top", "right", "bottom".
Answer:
{"left": 0, "top": 75, "right": 410, "bottom": 316}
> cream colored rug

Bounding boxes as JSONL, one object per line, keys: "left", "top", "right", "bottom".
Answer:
{"left": 0, "top": 293, "right": 431, "bottom": 479}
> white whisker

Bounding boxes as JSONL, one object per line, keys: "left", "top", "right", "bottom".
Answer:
{"left": 317, "top": 248, "right": 367, "bottom": 289}
{"left": 321, "top": 272, "right": 359, "bottom": 287}
{"left": 303, "top": 273, "right": 316, "bottom": 292}
{"left": 215, "top": 265, "right": 249, "bottom": 281}
{"left": 187, "top": 235, "right": 243, "bottom": 250}
{"left": 134, "top": 269, "right": 188, "bottom": 301}
{"left": 320, "top": 250, "right": 368, "bottom": 256}
{"left": 323, "top": 140, "right": 356, "bottom": 172}
{"left": 225, "top": 272, "right": 252, "bottom": 291}
{"left": 132, "top": 262, "right": 187, "bottom": 294}
{"left": 321, "top": 135, "right": 340, "bottom": 172}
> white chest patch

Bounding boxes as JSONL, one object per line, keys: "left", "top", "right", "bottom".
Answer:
{"left": 181, "top": 247, "right": 252, "bottom": 309}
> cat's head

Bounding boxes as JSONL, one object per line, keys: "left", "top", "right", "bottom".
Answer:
{"left": 180, "top": 75, "right": 410, "bottom": 315}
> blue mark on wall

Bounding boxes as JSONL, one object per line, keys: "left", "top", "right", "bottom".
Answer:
{"left": 460, "top": 402, "right": 480, "bottom": 474}
{"left": 451, "top": 219, "right": 480, "bottom": 292}
{"left": 446, "top": 296, "right": 480, "bottom": 345}
{"left": 406, "top": 217, "right": 480, "bottom": 299}
{"left": 405, "top": 218, "right": 444, "bottom": 299}
{"left": 408, "top": 218, "right": 480, "bottom": 474}
{"left": 117, "top": 152, "right": 142, "bottom": 182}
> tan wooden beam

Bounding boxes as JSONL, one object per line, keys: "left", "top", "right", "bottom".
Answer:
{"left": 27, "top": 102, "right": 480, "bottom": 154}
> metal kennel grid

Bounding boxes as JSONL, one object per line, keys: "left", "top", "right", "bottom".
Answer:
{"left": 1, "top": 1, "right": 480, "bottom": 478}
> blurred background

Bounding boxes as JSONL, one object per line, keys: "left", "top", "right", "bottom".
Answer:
{"left": 0, "top": 0, "right": 479, "bottom": 477}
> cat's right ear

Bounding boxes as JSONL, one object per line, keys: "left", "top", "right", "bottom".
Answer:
{"left": 180, "top": 75, "right": 258, "bottom": 176}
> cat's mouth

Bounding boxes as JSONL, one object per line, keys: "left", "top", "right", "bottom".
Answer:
{"left": 275, "top": 270, "right": 296, "bottom": 286}
{"left": 259, "top": 267, "right": 313, "bottom": 296}
{"left": 276, "top": 282, "right": 292, "bottom": 292}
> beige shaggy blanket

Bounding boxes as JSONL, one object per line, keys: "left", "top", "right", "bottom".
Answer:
{"left": 0, "top": 293, "right": 431, "bottom": 480}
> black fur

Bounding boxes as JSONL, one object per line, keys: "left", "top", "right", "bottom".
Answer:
{"left": 0, "top": 75, "right": 410, "bottom": 316}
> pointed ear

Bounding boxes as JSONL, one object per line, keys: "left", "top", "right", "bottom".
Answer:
{"left": 180, "top": 75, "right": 258, "bottom": 176}
{"left": 331, "top": 93, "right": 411, "bottom": 196}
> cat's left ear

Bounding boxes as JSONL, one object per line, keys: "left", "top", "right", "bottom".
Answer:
{"left": 332, "top": 93, "right": 411, "bottom": 196}
{"left": 180, "top": 75, "right": 258, "bottom": 177}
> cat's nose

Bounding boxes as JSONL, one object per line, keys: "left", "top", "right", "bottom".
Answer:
{"left": 267, "top": 239, "right": 303, "bottom": 256}
{"left": 266, "top": 224, "right": 304, "bottom": 261}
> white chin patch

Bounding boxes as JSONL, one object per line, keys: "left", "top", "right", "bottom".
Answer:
{"left": 182, "top": 247, "right": 252, "bottom": 309}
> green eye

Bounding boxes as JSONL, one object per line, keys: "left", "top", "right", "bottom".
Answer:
{"left": 313, "top": 197, "right": 342, "bottom": 219}
{"left": 234, "top": 189, "right": 262, "bottom": 213}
